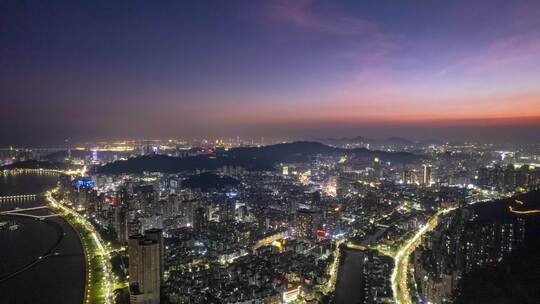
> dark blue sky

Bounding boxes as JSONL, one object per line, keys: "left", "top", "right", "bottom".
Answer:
{"left": 1, "top": 0, "right": 540, "bottom": 145}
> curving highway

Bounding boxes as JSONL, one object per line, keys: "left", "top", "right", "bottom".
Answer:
{"left": 46, "top": 191, "right": 114, "bottom": 304}
{"left": 391, "top": 207, "right": 456, "bottom": 304}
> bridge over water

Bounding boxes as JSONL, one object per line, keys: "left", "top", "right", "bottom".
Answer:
{"left": 0, "top": 205, "right": 60, "bottom": 220}
{"left": 0, "top": 194, "right": 38, "bottom": 201}
{"left": 0, "top": 194, "right": 42, "bottom": 212}
{"left": 0, "top": 206, "right": 77, "bottom": 286}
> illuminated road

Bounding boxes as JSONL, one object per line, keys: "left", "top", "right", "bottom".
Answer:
{"left": 391, "top": 207, "right": 456, "bottom": 304}
{"left": 508, "top": 206, "right": 540, "bottom": 214}
{"left": 508, "top": 199, "right": 540, "bottom": 214}
{"left": 325, "top": 239, "right": 344, "bottom": 293}
{"left": 2, "top": 167, "right": 87, "bottom": 176}
{"left": 46, "top": 190, "right": 114, "bottom": 304}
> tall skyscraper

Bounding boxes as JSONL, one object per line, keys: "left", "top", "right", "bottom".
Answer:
{"left": 193, "top": 206, "right": 208, "bottom": 234}
{"left": 114, "top": 205, "right": 128, "bottom": 244}
{"left": 296, "top": 209, "right": 321, "bottom": 240}
{"left": 219, "top": 200, "right": 236, "bottom": 223}
{"left": 91, "top": 149, "right": 98, "bottom": 161}
{"left": 129, "top": 234, "right": 161, "bottom": 304}
{"left": 422, "top": 164, "right": 432, "bottom": 186}
{"left": 128, "top": 234, "right": 145, "bottom": 287}
{"left": 145, "top": 229, "right": 164, "bottom": 285}
{"left": 181, "top": 200, "right": 196, "bottom": 227}
{"left": 135, "top": 185, "right": 158, "bottom": 214}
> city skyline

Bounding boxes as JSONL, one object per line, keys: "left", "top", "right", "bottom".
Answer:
{"left": 2, "top": 0, "right": 540, "bottom": 145}
{"left": 3, "top": 2, "right": 540, "bottom": 304}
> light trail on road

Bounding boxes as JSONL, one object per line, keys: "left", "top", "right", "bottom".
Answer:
{"left": 46, "top": 190, "right": 114, "bottom": 304}
{"left": 391, "top": 207, "right": 456, "bottom": 304}
{"left": 325, "top": 239, "right": 344, "bottom": 293}
{"left": 508, "top": 205, "right": 540, "bottom": 214}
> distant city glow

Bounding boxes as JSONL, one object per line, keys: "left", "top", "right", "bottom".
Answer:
{"left": 1, "top": 1, "right": 540, "bottom": 144}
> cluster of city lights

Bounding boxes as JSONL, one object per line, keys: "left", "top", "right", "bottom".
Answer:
{"left": 46, "top": 190, "right": 114, "bottom": 304}
{"left": 325, "top": 239, "right": 344, "bottom": 293}
{"left": 391, "top": 207, "right": 457, "bottom": 304}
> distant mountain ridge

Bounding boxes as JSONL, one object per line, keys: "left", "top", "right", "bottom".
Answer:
{"left": 313, "top": 136, "right": 443, "bottom": 146}
{"left": 96, "top": 141, "right": 422, "bottom": 174}
{"left": 1, "top": 160, "right": 70, "bottom": 170}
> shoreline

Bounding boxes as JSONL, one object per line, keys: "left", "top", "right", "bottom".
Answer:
{"left": 46, "top": 190, "right": 115, "bottom": 304}
{"left": 60, "top": 205, "right": 91, "bottom": 304}
{"left": 0, "top": 173, "right": 86, "bottom": 304}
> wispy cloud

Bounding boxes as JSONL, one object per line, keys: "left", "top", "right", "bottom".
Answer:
{"left": 263, "top": 0, "right": 376, "bottom": 36}
{"left": 256, "top": 0, "right": 399, "bottom": 65}
{"left": 459, "top": 33, "right": 540, "bottom": 73}
{"left": 332, "top": 38, "right": 399, "bottom": 63}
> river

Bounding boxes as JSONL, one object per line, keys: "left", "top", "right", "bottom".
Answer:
{"left": 0, "top": 172, "right": 85, "bottom": 304}
{"left": 334, "top": 248, "right": 365, "bottom": 304}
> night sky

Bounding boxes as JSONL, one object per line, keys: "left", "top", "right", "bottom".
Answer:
{"left": 1, "top": 0, "right": 540, "bottom": 146}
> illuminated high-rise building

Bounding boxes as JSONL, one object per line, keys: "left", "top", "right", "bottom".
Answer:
{"left": 422, "top": 164, "right": 432, "bottom": 186}
{"left": 219, "top": 200, "right": 236, "bottom": 223}
{"left": 145, "top": 229, "right": 164, "bottom": 285}
{"left": 181, "top": 200, "right": 196, "bottom": 227}
{"left": 128, "top": 234, "right": 145, "bottom": 287}
{"left": 114, "top": 205, "right": 128, "bottom": 244}
{"left": 129, "top": 234, "right": 161, "bottom": 304}
{"left": 193, "top": 206, "right": 208, "bottom": 233}
{"left": 296, "top": 209, "right": 321, "bottom": 240}
{"left": 91, "top": 149, "right": 98, "bottom": 161}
